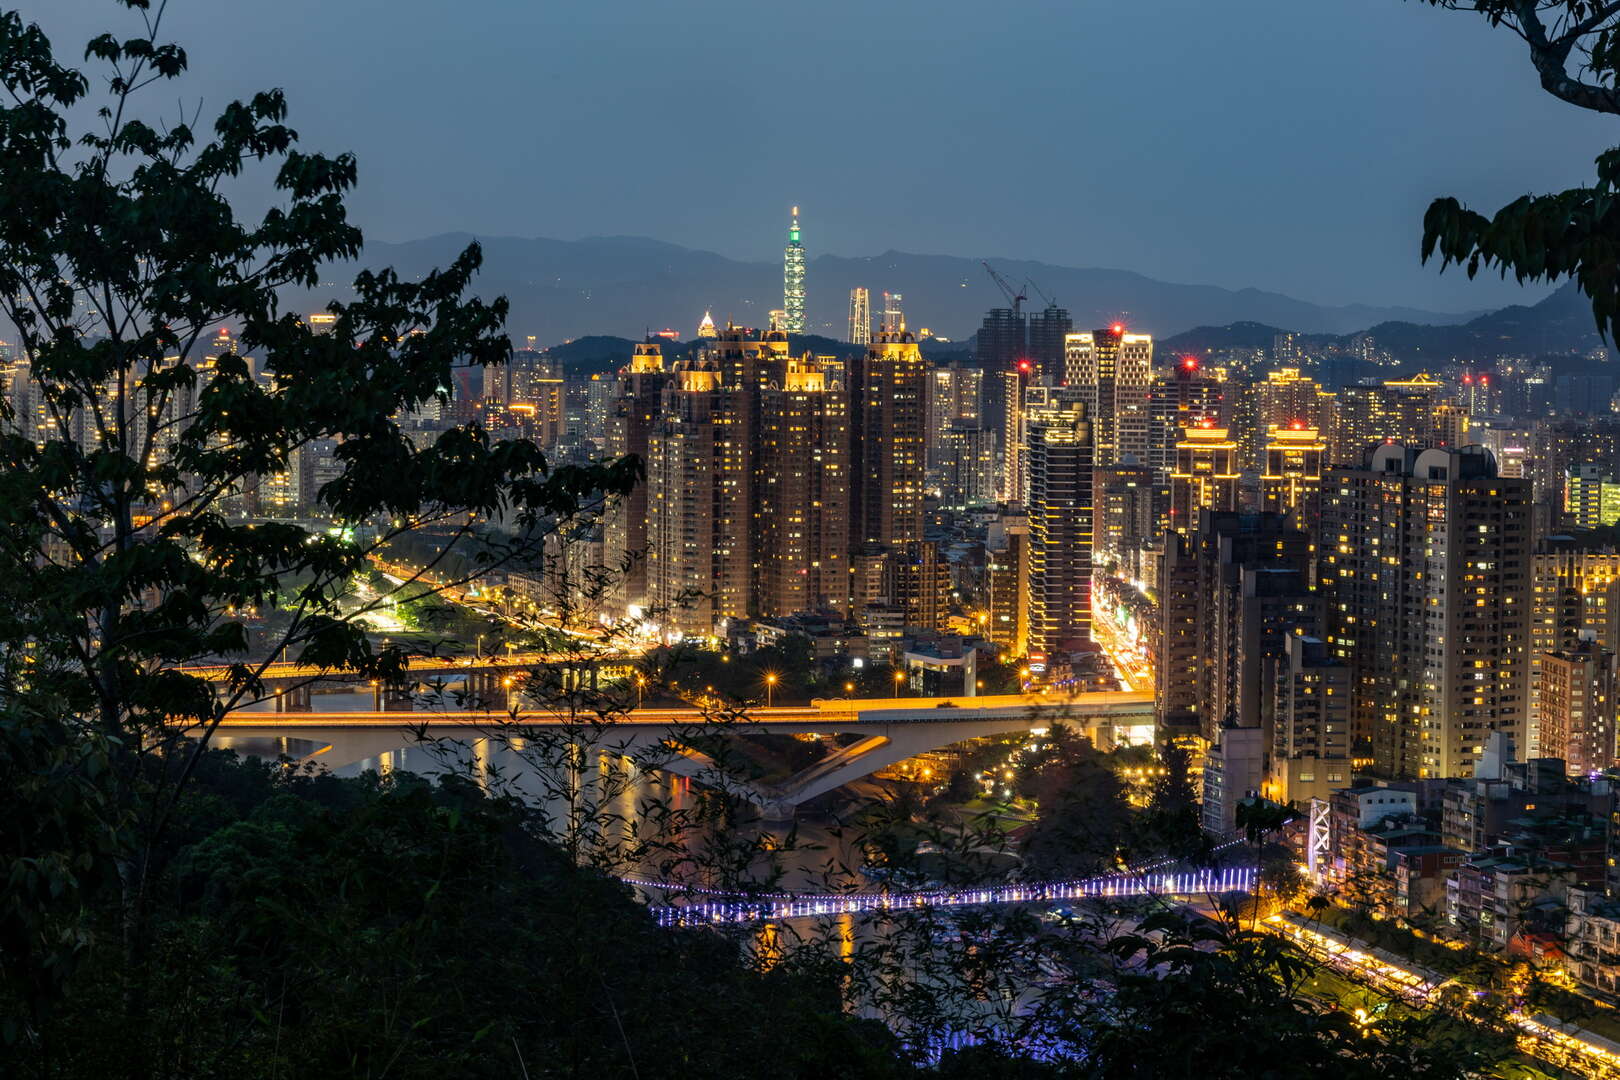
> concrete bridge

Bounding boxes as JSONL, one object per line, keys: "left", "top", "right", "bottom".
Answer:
{"left": 209, "top": 691, "right": 1153, "bottom": 816}
{"left": 186, "top": 651, "right": 635, "bottom": 711}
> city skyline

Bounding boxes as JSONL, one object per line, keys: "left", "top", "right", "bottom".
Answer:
{"left": 27, "top": 1, "right": 1609, "bottom": 313}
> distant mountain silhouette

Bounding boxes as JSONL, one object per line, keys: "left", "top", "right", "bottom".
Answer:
{"left": 290, "top": 233, "right": 1485, "bottom": 345}
{"left": 1162, "top": 282, "right": 1604, "bottom": 364}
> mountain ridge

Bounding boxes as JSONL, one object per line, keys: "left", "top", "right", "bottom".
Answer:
{"left": 290, "top": 233, "right": 1498, "bottom": 345}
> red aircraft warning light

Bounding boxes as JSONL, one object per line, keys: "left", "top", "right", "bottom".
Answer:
{"left": 1182, "top": 356, "right": 1199, "bottom": 371}
{"left": 1111, "top": 323, "right": 1124, "bottom": 334}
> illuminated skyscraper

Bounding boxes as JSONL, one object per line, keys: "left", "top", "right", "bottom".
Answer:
{"left": 1094, "top": 464, "right": 1156, "bottom": 584}
{"left": 1023, "top": 389, "right": 1094, "bottom": 657}
{"left": 1540, "top": 642, "right": 1617, "bottom": 776}
{"left": 697, "top": 311, "right": 718, "bottom": 339}
{"left": 850, "top": 331, "right": 927, "bottom": 549}
{"left": 1321, "top": 445, "right": 1532, "bottom": 779}
{"left": 1065, "top": 326, "right": 1153, "bottom": 467}
{"left": 1565, "top": 465, "right": 1620, "bottom": 529}
{"left": 925, "top": 364, "right": 982, "bottom": 468}
{"left": 782, "top": 207, "right": 806, "bottom": 333}
{"left": 1330, "top": 374, "right": 1442, "bottom": 465}
{"left": 1260, "top": 423, "right": 1326, "bottom": 527}
{"left": 880, "top": 291, "right": 905, "bottom": 333}
{"left": 645, "top": 355, "right": 750, "bottom": 638}
{"left": 1147, "top": 356, "right": 1224, "bottom": 480}
{"left": 1255, "top": 367, "right": 1334, "bottom": 467}
{"left": 1530, "top": 542, "right": 1620, "bottom": 752}
{"left": 756, "top": 354, "right": 850, "bottom": 617}
{"left": 1168, "top": 424, "right": 1240, "bottom": 535}
{"left": 848, "top": 287, "right": 871, "bottom": 345}
{"left": 605, "top": 343, "right": 669, "bottom": 614}
{"left": 986, "top": 516, "right": 1030, "bottom": 655}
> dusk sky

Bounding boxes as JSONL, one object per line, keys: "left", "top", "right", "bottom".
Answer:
{"left": 37, "top": 0, "right": 1617, "bottom": 312}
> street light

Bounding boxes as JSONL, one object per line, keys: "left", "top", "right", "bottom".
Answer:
{"left": 764, "top": 672, "right": 778, "bottom": 707}
{"left": 635, "top": 674, "right": 647, "bottom": 708}
{"left": 893, "top": 670, "right": 906, "bottom": 697}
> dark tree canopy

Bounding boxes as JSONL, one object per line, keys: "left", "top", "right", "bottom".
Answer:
{"left": 1419, "top": 1, "right": 1620, "bottom": 337}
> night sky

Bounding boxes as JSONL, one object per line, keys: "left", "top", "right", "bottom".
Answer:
{"left": 34, "top": 0, "right": 1616, "bottom": 311}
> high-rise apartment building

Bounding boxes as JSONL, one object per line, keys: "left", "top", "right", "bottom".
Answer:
{"left": 1260, "top": 423, "right": 1326, "bottom": 528}
{"left": 1256, "top": 367, "right": 1334, "bottom": 465}
{"left": 782, "top": 207, "right": 806, "bottom": 333}
{"left": 1026, "top": 303, "right": 1073, "bottom": 373}
{"left": 1566, "top": 464, "right": 1620, "bottom": 529}
{"left": 1168, "top": 424, "right": 1240, "bottom": 536}
{"left": 1155, "top": 511, "right": 1316, "bottom": 827}
{"left": 1094, "top": 464, "right": 1156, "bottom": 583}
{"left": 1065, "top": 326, "right": 1153, "bottom": 467}
{"left": 850, "top": 331, "right": 927, "bottom": 550}
{"left": 879, "top": 291, "right": 904, "bottom": 334}
{"left": 925, "top": 364, "right": 983, "bottom": 467}
{"left": 755, "top": 354, "right": 850, "bottom": 618}
{"left": 936, "top": 422, "right": 997, "bottom": 508}
{"left": 1529, "top": 542, "right": 1620, "bottom": 752}
{"left": 1023, "top": 390, "right": 1094, "bottom": 657}
{"left": 605, "top": 346, "right": 667, "bottom": 615}
{"left": 645, "top": 356, "right": 750, "bottom": 638}
{"left": 1321, "top": 445, "right": 1533, "bottom": 779}
{"left": 1147, "top": 357, "right": 1224, "bottom": 480}
{"left": 986, "top": 516, "right": 1030, "bottom": 656}
{"left": 1269, "top": 633, "right": 1354, "bottom": 806}
{"left": 1330, "top": 375, "right": 1443, "bottom": 465}
{"left": 1540, "top": 641, "right": 1618, "bottom": 776}
{"left": 848, "top": 287, "right": 871, "bottom": 345}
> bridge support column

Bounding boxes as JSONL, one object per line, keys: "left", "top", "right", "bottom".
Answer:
{"left": 274, "top": 685, "right": 312, "bottom": 713}
{"left": 381, "top": 685, "right": 415, "bottom": 711}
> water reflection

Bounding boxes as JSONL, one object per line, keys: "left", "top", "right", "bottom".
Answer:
{"left": 343, "top": 741, "right": 867, "bottom": 894}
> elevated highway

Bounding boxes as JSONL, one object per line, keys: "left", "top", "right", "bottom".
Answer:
{"left": 209, "top": 691, "right": 1153, "bottom": 816}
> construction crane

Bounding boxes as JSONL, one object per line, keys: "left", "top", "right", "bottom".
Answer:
{"left": 981, "top": 261, "right": 1025, "bottom": 318}
{"left": 1025, "top": 277, "right": 1059, "bottom": 309}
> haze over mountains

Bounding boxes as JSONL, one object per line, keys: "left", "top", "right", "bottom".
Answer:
{"left": 301, "top": 233, "right": 1506, "bottom": 347}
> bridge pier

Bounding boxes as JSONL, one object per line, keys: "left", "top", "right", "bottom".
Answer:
{"left": 273, "top": 684, "right": 312, "bottom": 712}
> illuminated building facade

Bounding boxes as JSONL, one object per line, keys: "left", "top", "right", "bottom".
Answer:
{"left": 1529, "top": 545, "right": 1620, "bottom": 753}
{"left": 986, "top": 516, "right": 1030, "bottom": 655}
{"left": 605, "top": 344, "right": 672, "bottom": 612}
{"left": 1539, "top": 641, "right": 1618, "bottom": 776}
{"left": 645, "top": 356, "right": 750, "bottom": 638}
{"left": 1260, "top": 423, "right": 1326, "bottom": 527}
{"left": 1321, "top": 445, "right": 1532, "bottom": 779}
{"left": 782, "top": 207, "right": 805, "bottom": 333}
{"left": 1023, "top": 389, "right": 1094, "bottom": 656}
{"left": 848, "top": 287, "right": 870, "bottom": 345}
{"left": 1065, "top": 326, "right": 1153, "bottom": 467}
{"left": 850, "top": 331, "right": 927, "bottom": 550}
{"left": 756, "top": 354, "right": 849, "bottom": 617}
{"left": 1330, "top": 374, "right": 1442, "bottom": 465}
{"left": 1168, "top": 424, "right": 1239, "bottom": 536}
{"left": 1094, "top": 464, "right": 1156, "bottom": 583}
{"left": 1269, "top": 633, "right": 1353, "bottom": 807}
{"left": 1147, "top": 357, "right": 1224, "bottom": 480}
{"left": 925, "top": 364, "right": 983, "bottom": 468}
{"left": 1255, "top": 367, "right": 1334, "bottom": 466}
{"left": 1566, "top": 464, "right": 1620, "bottom": 529}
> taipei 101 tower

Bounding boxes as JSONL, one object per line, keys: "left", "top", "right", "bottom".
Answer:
{"left": 783, "top": 206, "right": 806, "bottom": 333}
